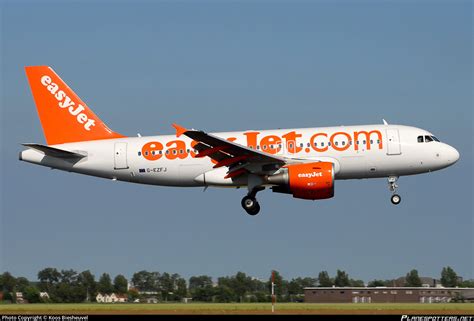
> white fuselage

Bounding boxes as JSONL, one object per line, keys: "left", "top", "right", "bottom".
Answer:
{"left": 20, "top": 124, "right": 459, "bottom": 188}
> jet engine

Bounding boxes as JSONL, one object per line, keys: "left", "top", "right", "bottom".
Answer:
{"left": 266, "top": 162, "right": 334, "bottom": 200}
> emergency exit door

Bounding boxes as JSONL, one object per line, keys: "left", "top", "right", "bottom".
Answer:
{"left": 114, "top": 142, "right": 128, "bottom": 169}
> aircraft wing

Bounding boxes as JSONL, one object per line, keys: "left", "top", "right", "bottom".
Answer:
{"left": 172, "top": 124, "right": 286, "bottom": 178}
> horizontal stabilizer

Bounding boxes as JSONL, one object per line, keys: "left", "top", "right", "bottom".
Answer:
{"left": 22, "top": 143, "right": 86, "bottom": 159}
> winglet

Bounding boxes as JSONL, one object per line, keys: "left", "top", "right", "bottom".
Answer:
{"left": 172, "top": 123, "right": 188, "bottom": 137}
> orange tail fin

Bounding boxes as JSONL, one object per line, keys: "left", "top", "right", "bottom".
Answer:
{"left": 25, "top": 66, "right": 125, "bottom": 145}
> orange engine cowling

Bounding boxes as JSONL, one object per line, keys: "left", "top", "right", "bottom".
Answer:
{"left": 268, "top": 162, "right": 334, "bottom": 200}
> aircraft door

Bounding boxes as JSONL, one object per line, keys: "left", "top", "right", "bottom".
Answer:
{"left": 114, "top": 142, "right": 129, "bottom": 169}
{"left": 386, "top": 129, "right": 402, "bottom": 155}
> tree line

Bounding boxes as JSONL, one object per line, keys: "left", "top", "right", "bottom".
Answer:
{"left": 0, "top": 266, "right": 472, "bottom": 303}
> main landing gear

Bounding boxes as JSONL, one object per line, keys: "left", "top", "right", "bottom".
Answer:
{"left": 241, "top": 187, "right": 264, "bottom": 216}
{"left": 388, "top": 176, "right": 401, "bottom": 205}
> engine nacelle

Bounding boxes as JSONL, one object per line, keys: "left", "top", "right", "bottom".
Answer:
{"left": 267, "top": 162, "right": 334, "bottom": 200}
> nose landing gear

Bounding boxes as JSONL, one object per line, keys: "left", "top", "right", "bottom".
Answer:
{"left": 391, "top": 194, "right": 401, "bottom": 205}
{"left": 388, "top": 176, "right": 401, "bottom": 205}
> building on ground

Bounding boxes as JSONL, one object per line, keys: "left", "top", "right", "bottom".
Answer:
{"left": 304, "top": 287, "right": 474, "bottom": 303}
{"left": 144, "top": 297, "right": 158, "bottom": 304}
{"left": 96, "top": 293, "right": 128, "bottom": 303}
{"left": 15, "top": 292, "right": 25, "bottom": 304}
{"left": 392, "top": 276, "right": 443, "bottom": 288}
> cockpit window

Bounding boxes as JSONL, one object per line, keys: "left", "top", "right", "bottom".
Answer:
{"left": 417, "top": 136, "right": 424, "bottom": 143}
{"left": 425, "top": 135, "right": 433, "bottom": 142}
{"left": 431, "top": 136, "right": 440, "bottom": 142}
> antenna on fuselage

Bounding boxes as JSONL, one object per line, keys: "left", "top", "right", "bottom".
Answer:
{"left": 382, "top": 119, "right": 389, "bottom": 125}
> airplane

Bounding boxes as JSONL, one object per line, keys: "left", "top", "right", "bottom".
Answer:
{"left": 20, "top": 66, "right": 460, "bottom": 215}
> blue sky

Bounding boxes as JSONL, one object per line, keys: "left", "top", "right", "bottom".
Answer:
{"left": 1, "top": 0, "right": 472, "bottom": 283}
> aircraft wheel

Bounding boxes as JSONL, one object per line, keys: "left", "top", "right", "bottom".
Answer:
{"left": 391, "top": 194, "right": 401, "bottom": 205}
{"left": 241, "top": 196, "right": 260, "bottom": 215}
{"left": 246, "top": 202, "right": 260, "bottom": 216}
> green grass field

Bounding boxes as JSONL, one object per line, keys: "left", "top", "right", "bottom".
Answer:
{"left": 1, "top": 303, "right": 473, "bottom": 315}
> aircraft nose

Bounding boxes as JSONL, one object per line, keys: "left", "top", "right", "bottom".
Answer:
{"left": 445, "top": 145, "right": 460, "bottom": 165}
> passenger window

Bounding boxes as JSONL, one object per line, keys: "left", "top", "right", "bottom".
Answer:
{"left": 342, "top": 141, "right": 346, "bottom": 146}
{"left": 138, "top": 151, "right": 142, "bottom": 156}
{"left": 321, "top": 142, "right": 325, "bottom": 147}
{"left": 328, "top": 142, "right": 331, "bottom": 146}
{"left": 335, "top": 141, "right": 339, "bottom": 146}
{"left": 425, "top": 135, "right": 433, "bottom": 142}
{"left": 417, "top": 136, "right": 424, "bottom": 143}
